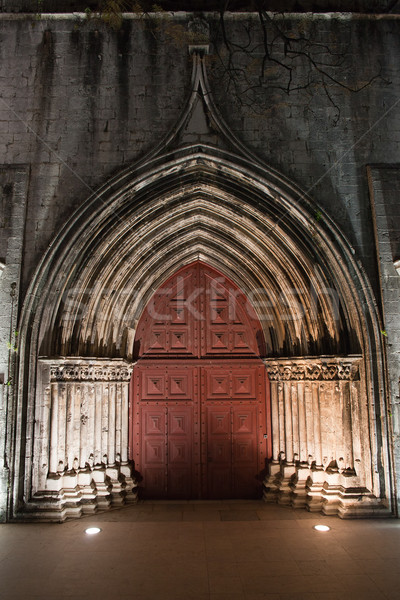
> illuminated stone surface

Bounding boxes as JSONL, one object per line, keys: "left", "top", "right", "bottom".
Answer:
{"left": 0, "top": 8, "right": 399, "bottom": 521}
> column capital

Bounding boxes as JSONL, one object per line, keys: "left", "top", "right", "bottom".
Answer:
{"left": 263, "top": 356, "right": 361, "bottom": 382}
{"left": 39, "top": 358, "right": 134, "bottom": 383}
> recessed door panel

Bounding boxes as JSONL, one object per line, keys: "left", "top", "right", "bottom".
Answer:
{"left": 143, "top": 469, "right": 167, "bottom": 497}
{"left": 232, "top": 371, "right": 255, "bottom": 398}
{"left": 144, "top": 439, "right": 165, "bottom": 464}
{"left": 168, "top": 372, "right": 191, "bottom": 399}
{"left": 232, "top": 405, "right": 259, "bottom": 497}
{"left": 233, "top": 468, "right": 259, "bottom": 498}
{"left": 208, "top": 466, "right": 232, "bottom": 499}
{"left": 142, "top": 371, "right": 166, "bottom": 400}
{"left": 138, "top": 405, "right": 194, "bottom": 499}
{"left": 205, "top": 402, "right": 261, "bottom": 499}
{"left": 208, "top": 409, "right": 230, "bottom": 436}
{"left": 168, "top": 468, "right": 192, "bottom": 499}
{"left": 142, "top": 407, "right": 166, "bottom": 437}
{"left": 206, "top": 407, "right": 231, "bottom": 498}
{"left": 140, "top": 406, "right": 167, "bottom": 498}
{"left": 233, "top": 406, "right": 256, "bottom": 436}
{"left": 208, "top": 372, "right": 230, "bottom": 398}
{"left": 167, "top": 406, "right": 193, "bottom": 498}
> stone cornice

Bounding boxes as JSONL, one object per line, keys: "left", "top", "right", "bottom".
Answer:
{"left": 264, "top": 356, "right": 361, "bottom": 381}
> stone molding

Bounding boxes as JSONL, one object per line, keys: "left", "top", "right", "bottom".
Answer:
{"left": 264, "top": 356, "right": 361, "bottom": 381}
{"left": 46, "top": 359, "right": 133, "bottom": 382}
{"left": 34, "top": 358, "right": 134, "bottom": 484}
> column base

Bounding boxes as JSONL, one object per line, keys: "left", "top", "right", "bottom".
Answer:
{"left": 263, "top": 461, "right": 392, "bottom": 518}
{"left": 18, "top": 462, "right": 138, "bottom": 522}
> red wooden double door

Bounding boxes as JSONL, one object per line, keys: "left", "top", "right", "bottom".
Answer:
{"left": 130, "top": 262, "right": 271, "bottom": 499}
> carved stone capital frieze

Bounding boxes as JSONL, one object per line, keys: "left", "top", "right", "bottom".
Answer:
{"left": 41, "top": 359, "right": 134, "bottom": 382}
{"left": 264, "top": 356, "right": 361, "bottom": 381}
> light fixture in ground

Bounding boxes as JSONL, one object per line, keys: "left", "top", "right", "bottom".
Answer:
{"left": 313, "top": 524, "right": 331, "bottom": 532}
{"left": 85, "top": 527, "right": 102, "bottom": 535}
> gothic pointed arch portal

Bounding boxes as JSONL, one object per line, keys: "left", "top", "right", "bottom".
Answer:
{"left": 11, "top": 144, "right": 393, "bottom": 520}
{"left": 130, "top": 261, "right": 271, "bottom": 499}
{"left": 9, "top": 53, "right": 393, "bottom": 519}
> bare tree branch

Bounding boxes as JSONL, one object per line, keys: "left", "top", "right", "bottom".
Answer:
{"left": 210, "top": 5, "right": 388, "bottom": 122}
{"left": 96, "top": 1, "right": 388, "bottom": 122}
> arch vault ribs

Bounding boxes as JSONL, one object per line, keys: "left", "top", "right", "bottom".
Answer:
{"left": 46, "top": 185, "right": 354, "bottom": 361}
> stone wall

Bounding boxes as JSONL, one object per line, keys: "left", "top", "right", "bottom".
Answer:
{"left": 0, "top": 166, "right": 29, "bottom": 521}
{"left": 368, "top": 166, "right": 400, "bottom": 511}
{"left": 0, "top": 13, "right": 397, "bottom": 292}
{"left": 1, "top": 2, "right": 399, "bottom": 13}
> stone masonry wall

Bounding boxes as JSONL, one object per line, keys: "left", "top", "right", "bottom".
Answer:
{"left": 0, "top": 14, "right": 398, "bottom": 295}
{"left": 209, "top": 14, "right": 400, "bottom": 299}
{"left": 368, "top": 166, "right": 400, "bottom": 510}
{"left": 0, "top": 14, "right": 191, "bottom": 292}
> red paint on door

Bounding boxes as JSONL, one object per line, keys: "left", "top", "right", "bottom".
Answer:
{"left": 130, "top": 262, "right": 271, "bottom": 499}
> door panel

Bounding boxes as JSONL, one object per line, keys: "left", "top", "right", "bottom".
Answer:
{"left": 232, "top": 371, "right": 256, "bottom": 397}
{"left": 233, "top": 468, "right": 259, "bottom": 498}
{"left": 143, "top": 468, "right": 167, "bottom": 498}
{"left": 201, "top": 269, "right": 264, "bottom": 357}
{"left": 208, "top": 466, "right": 232, "bottom": 499}
{"left": 142, "top": 371, "right": 166, "bottom": 399}
{"left": 140, "top": 406, "right": 167, "bottom": 498}
{"left": 139, "top": 404, "right": 194, "bottom": 499}
{"left": 206, "top": 407, "right": 231, "bottom": 498}
{"left": 135, "top": 269, "right": 199, "bottom": 358}
{"left": 232, "top": 405, "right": 259, "bottom": 498}
{"left": 168, "top": 407, "right": 193, "bottom": 498}
{"left": 206, "top": 403, "right": 261, "bottom": 499}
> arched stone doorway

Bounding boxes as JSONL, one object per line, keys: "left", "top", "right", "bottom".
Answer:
{"left": 2, "top": 51, "right": 393, "bottom": 521}
{"left": 130, "top": 261, "right": 271, "bottom": 499}
{"left": 11, "top": 144, "right": 392, "bottom": 520}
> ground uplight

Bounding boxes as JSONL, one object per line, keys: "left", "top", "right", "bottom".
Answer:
{"left": 85, "top": 527, "right": 102, "bottom": 535}
{"left": 313, "top": 524, "right": 331, "bottom": 532}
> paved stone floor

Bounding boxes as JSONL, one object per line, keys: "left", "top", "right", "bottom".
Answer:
{"left": 1, "top": 500, "right": 400, "bottom": 599}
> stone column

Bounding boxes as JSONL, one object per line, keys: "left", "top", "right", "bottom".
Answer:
{"left": 0, "top": 167, "right": 29, "bottom": 522}
{"left": 263, "top": 356, "right": 385, "bottom": 515}
{"left": 28, "top": 358, "right": 136, "bottom": 520}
